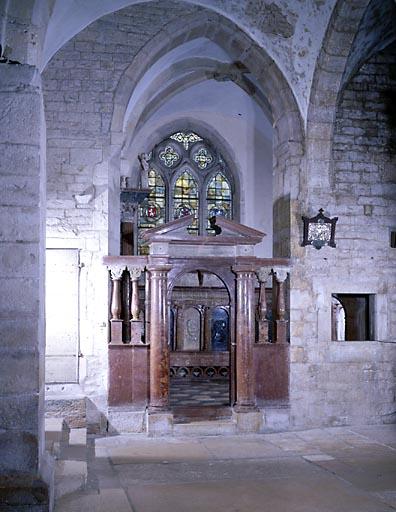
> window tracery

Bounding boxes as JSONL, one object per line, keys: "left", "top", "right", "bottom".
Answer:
{"left": 137, "top": 130, "right": 234, "bottom": 253}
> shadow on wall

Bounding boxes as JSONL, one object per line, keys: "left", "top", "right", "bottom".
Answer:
{"left": 273, "top": 194, "right": 291, "bottom": 258}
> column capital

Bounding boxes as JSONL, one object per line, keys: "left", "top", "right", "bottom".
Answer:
{"left": 108, "top": 265, "right": 126, "bottom": 280}
{"left": 256, "top": 267, "right": 272, "bottom": 283}
{"left": 127, "top": 265, "right": 144, "bottom": 280}
{"left": 147, "top": 264, "right": 172, "bottom": 274}
{"left": 273, "top": 267, "right": 290, "bottom": 283}
{"left": 232, "top": 263, "right": 257, "bottom": 275}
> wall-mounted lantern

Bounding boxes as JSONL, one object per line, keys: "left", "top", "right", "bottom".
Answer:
{"left": 302, "top": 209, "right": 338, "bottom": 250}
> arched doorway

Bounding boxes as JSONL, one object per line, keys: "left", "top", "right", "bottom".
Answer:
{"left": 169, "top": 271, "right": 232, "bottom": 420}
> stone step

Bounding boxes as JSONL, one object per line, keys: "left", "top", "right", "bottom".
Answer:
{"left": 173, "top": 419, "right": 237, "bottom": 436}
{"left": 54, "top": 460, "right": 87, "bottom": 500}
{"left": 45, "top": 417, "right": 70, "bottom": 444}
{"left": 69, "top": 427, "right": 87, "bottom": 446}
{"left": 45, "top": 417, "right": 70, "bottom": 458}
{"left": 59, "top": 428, "right": 88, "bottom": 461}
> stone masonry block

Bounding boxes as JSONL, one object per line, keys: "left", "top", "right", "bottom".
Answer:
{"left": 0, "top": 143, "right": 40, "bottom": 177}
{"left": 0, "top": 92, "right": 42, "bottom": 146}
{"left": 0, "top": 352, "right": 39, "bottom": 395}
{"left": 0, "top": 431, "right": 39, "bottom": 473}
{"left": 70, "top": 148, "right": 103, "bottom": 166}
{"left": 0, "top": 277, "right": 40, "bottom": 317}
{"left": 0, "top": 243, "right": 39, "bottom": 278}
{"left": 0, "top": 175, "right": 40, "bottom": 208}
{"left": 0, "top": 206, "right": 40, "bottom": 243}
{"left": 0, "top": 394, "right": 39, "bottom": 432}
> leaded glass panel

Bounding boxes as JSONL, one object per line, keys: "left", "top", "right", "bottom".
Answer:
{"left": 170, "top": 131, "right": 202, "bottom": 150}
{"left": 159, "top": 145, "right": 180, "bottom": 167}
{"left": 206, "top": 172, "right": 232, "bottom": 232}
{"left": 173, "top": 171, "right": 199, "bottom": 233}
{"left": 193, "top": 147, "right": 213, "bottom": 169}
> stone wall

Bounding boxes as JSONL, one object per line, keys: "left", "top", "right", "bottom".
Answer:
{"left": 42, "top": 2, "right": 201, "bottom": 398}
{"left": 290, "top": 41, "right": 396, "bottom": 428}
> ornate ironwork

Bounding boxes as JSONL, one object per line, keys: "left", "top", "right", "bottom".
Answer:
{"left": 302, "top": 209, "right": 338, "bottom": 250}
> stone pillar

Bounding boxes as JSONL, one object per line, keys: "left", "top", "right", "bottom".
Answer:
{"left": 0, "top": 65, "right": 49, "bottom": 506}
{"left": 273, "top": 268, "right": 290, "bottom": 344}
{"left": 256, "top": 268, "right": 272, "bottom": 344}
{"left": 233, "top": 265, "right": 257, "bottom": 410}
{"left": 147, "top": 265, "right": 171, "bottom": 411}
{"left": 108, "top": 265, "right": 125, "bottom": 344}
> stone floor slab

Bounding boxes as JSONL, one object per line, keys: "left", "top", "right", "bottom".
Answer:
{"left": 107, "top": 438, "right": 212, "bottom": 464}
{"left": 55, "top": 489, "right": 132, "bottom": 512}
{"left": 126, "top": 473, "right": 394, "bottom": 512}
{"left": 54, "top": 425, "right": 396, "bottom": 512}
{"left": 201, "top": 435, "right": 287, "bottom": 459}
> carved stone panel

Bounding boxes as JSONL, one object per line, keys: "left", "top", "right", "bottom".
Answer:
{"left": 178, "top": 307, "right": 201, "bottom": 351}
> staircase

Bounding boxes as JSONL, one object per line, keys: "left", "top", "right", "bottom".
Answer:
{"left": 45, "top": 418, "right": 88, "bottom": 502}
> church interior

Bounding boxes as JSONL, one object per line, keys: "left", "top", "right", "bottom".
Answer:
{"left": 0, "top": 0, "right": 395, "bottom": 509}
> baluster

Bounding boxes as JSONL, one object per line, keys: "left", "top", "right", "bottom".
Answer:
{"left": 273, "top": 267, "right": 290, "bottom": 344}
{"left": 127, "top": 265, "right": 144, "bottom": 344}
{"left": 108, "top": 265, "right": 125, "bottom": 344}
{"left": 256, "top": 267, "right": 271, "bottom": 343}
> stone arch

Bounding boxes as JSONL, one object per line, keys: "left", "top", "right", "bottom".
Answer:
{"left": 168, "top": 266, "right": 234, "bottom": 302}
{"left": 305, "top": 0, "right": 372, "bottom": 203}
{"left": 110, "top": 7, "right": 304, "bottom": 257}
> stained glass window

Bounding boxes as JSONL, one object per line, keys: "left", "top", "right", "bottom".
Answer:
{"left": 170, "top": 131, "right": 202, "bottom": 150}
{"left": 193, "top": 148, "right": 213, "bottom": 169}
{"left": 138, "top": 169, "right": 166, "bottom": 254}
{"left": 159, "top": 145, "right": 180, "bottom": 167}
{"left": 173, "top": 171, "right": 199, "bottom": 233}
{"left": 206, "top": 172, "right": 232, "bottom": 232}
{"left": 136, "top": 130, "right": 235, "bottom": 253}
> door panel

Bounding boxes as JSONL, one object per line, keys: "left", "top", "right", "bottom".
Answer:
{"left": 45, "top": 249, "right": 80, "bottom": 383}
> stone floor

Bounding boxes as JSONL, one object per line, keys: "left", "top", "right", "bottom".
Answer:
{"left": 54, "top": 424, "right": 396, "bottom": 512}
{"left": 170, "top": 379, "right": 229, "bottom": 406}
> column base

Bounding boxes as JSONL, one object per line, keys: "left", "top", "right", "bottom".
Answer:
{"left": 232, "top": 407, "right": 263, "bottom": 433}
{"left": 146, "top": 409, "right": 173, "bottom": 436}
{"left": 107, "top": 406, "right": 146, "bottom": 434}
{"left": 110, "top": 320, "right": 123, "bottom": 344}
{"left": 130, "top": 320, "right": 144, "bottom": 344}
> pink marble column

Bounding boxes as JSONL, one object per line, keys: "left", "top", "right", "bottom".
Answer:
{"left": 233, "top": 265, "right": 257, "bottom": 410}
{"left": 148, "top": 265, "right": 171, "bottom": 411}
